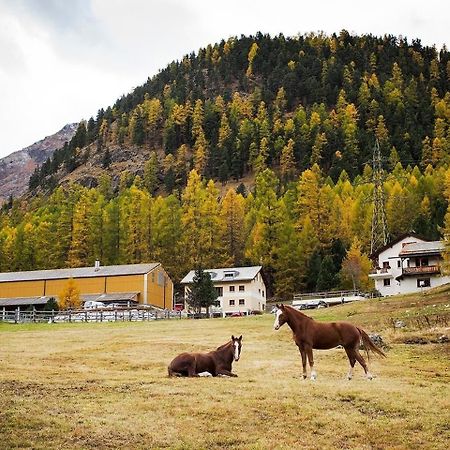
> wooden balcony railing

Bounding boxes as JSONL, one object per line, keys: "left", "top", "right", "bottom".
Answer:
{"left": 402, "top": 265, "right": 440, "bottom": 275}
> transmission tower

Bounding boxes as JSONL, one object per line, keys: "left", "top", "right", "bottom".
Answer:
{"left": 370, "top": 139, "right": 389, "bottom": 256}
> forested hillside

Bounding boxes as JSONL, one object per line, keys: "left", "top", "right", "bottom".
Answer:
{"left": 1, "top": 31, "right": 450, "bottom": 298}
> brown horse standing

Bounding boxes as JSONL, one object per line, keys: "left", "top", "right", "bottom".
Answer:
{"left": 168, "top": 335, "right": 242, "bottom": 377}
{"left": 273, "top": 304, "right": 385, "bottom": 380}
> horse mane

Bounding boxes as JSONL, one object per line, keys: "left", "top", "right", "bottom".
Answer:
{"left": 284, "top": 304, "right": 314, "bottom": 321}
{"left": 216, "top": 341, "right": 232, "bottom": 351}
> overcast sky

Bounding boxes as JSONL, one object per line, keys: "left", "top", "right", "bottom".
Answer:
{"left": 0, "top": 0, "right": 448, "bottom": 159}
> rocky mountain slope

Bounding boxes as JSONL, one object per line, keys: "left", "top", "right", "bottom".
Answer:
{"left": 0, "top": 123, "right": 77, "bottom": 203}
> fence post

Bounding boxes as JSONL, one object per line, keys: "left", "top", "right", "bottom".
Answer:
{"left": 100, "top": 310, "right": 103, "bottom": 323}
{"left": 69, "top": 310, "right": 72, "bottom": 323}
{"left": 15, "top": 307, "right": 19, "bottom": 324}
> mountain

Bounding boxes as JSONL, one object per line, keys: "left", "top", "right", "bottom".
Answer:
{"left": 0, "top": 123, "right": 78, "bottom": 203}
{"left": 28, "top": 31, "right": 449, "bottom": 196}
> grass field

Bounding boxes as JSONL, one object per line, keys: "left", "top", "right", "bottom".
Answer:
{"left": 1, "top": 288, "right": 449, "bottom": 450}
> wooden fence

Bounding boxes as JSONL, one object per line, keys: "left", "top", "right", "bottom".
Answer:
{"left": 0, "top": 307, "right": 184, "bottom": 324}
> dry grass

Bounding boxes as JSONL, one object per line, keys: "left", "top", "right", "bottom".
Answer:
{"left": 0, "top": 289, "right": 449, "bottom": 450}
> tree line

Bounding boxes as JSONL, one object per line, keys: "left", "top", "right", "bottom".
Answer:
{"left": 3, "top": 163, "right": 450, "bottom": 298}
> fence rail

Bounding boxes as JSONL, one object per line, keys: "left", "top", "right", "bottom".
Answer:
{"left": 0, "top": 307, "right": 184, "bottom": 324}
{"left": 293, "top": 290, "right": 364, "bottom": 301}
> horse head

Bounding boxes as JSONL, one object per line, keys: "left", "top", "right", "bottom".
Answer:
{"left": 231, "top": 335, "right": 243, "bottom": 361}
{"left": 273, "top": 304, "right": 288, "bottom": 330}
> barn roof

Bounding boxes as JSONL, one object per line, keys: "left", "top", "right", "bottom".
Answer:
{"left": 0, "top": 263, "right": 160, "bottom": 283}
{"left": 0, "top": 296, "right": 51, "bottom": 307}
{"left": 180, "top": 266, "right": 263, "bottom": 284}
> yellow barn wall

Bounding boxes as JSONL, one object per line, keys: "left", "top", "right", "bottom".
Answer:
{"left": 106, "top": 275, "right": 144, "bottom": 302}
{"left": 45, "top": 277, "right": 106, "bottom": 297}
{"left": 0, "top": 280, "right": 45, "bottom": 298}
{"left": 147, "top": 267, "right": 173, "bottom": 309}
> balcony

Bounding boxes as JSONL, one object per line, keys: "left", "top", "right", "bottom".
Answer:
{"left": 369, "top": 268, "right": 392, "bottom": 279}
{"left": 402, "top": 265, "right": 440, "bottom": 276}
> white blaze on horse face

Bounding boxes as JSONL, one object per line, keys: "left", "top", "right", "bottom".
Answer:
{"left": 273, "top": 309, "right": 282, "bottom": 330}
{"left": 234, "top": 341, "right": 240, "bottom": 361}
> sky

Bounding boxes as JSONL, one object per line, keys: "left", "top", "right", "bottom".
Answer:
{"left": 0, "top": 0, "right": 449, "bottom": 159}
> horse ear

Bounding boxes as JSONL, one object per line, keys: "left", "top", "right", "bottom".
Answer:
{"left": 279, "top": 303, "right": 285, "bottom": 310}
{"left": 239, "top": 335, "right": 242, "bottom": 341}
{"left": 231, "top": 335, "right": 235, "bottom": 341}
{"left": 276, "top": 303, "right": 280, "bottom": 309}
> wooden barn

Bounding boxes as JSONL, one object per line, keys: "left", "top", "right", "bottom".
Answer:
{"left": 0, "top": 262, "right": 173, "bottom": 310}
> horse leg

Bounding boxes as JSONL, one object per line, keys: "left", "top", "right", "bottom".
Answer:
{"left": 298, "top": 346, "right": 307, "bottom": 379}
{"left": 305, "top": 346, "right": 316, "bottom": 380}
{"left": 187, "top": 364, "right": 199, "bottom": 377}
{"left": 354, "top": 349, "right": 372, "bottom": 380}
{"left": 216, "top": 369, "right": 237, "bottom": 377}
{"left": 344, "top": 348, "right": 357, "bottom": 380}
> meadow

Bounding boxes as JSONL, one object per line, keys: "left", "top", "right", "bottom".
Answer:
{"left": 0, "top": 288, "right": 449, "bottom": 450}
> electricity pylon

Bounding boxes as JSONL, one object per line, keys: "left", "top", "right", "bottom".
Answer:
{"left": 370, "top": 139, "right": 389, "bottom": 256}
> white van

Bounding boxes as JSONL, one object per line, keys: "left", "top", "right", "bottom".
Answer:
{"left": 83, "top": 301, "right": 106, "bottom": 309}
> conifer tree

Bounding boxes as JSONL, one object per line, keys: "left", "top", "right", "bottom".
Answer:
{"left": 58, "top": 278, "right": 82, "bottom": 310}
{"left": 340, "top": 238, "right": 372, "bottom": 291}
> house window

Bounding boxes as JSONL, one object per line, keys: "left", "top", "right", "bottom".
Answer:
{"left": 224, "top": 271, "right": 236, "bottom": 279}
{"left": 397, "top": 260, "right": 401, "bottom": 268}
{"left": 416, "top": 257, "right": 429, "bottom": 267}
{"left": 215, "top": 287, "right": 223, "bottom": 297}
{"left": 151, "top": 272, "right": 155, "bottom": 282}
{"left": 262, "top": 291, "right": 265, "bottom": 297}
{"left": 417, "top": 278, "right": 430, "bottom": 288}
{"left": 158, "top": 272, "right": 165, "bottom": 286}
{"left": 229, "top": 299, "right": 235, "bottom": 306}
{"left": 382, "top": 261, "right": 390, "bottom": 269}
{"left": 239, "top": 299, "right": 245, "bottom": 305}
{"left": 239, "top": 285, "right": 245, "bottom": 292}
{"left": 383, "top": 279, "right": 391, "bottom": 286}
{"left": 214, "top": 300, "right": 221, "bottom": 307}
{"left": 229, "top": 286, "right": 235, "bottom": 292}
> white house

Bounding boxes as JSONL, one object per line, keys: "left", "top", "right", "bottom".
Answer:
{"left": 180, "top": 266, "right": 267, "bottom": 316}
{"left": 369, "top": 234, "right": 450, "bottom": 296}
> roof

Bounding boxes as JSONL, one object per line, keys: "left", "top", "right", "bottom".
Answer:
{"left": 81, "top": 292, "right": 139, "bottom": 303}
{"left": 399, "top": 241, "right": 444, "bottom": 257}
{"left": 0, "top": 263, "right": 160, "bottom": 283}
{"left": 370, "top": 233, "right": 428, "bottom": 258}
{"left": 0, "top": 296, "right": 51, "bottom": 307}
{"left": 180, "top": 266, "right": 263, "bottom": 284}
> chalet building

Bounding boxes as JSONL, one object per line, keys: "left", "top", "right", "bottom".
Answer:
{"left": 369, "top": 235, "right": 450, "bottom": 296}
{"left": 181, "top": 266, "right": 267, "bottom": 316}
{"left": 0, "top": 262, "right": 173, "bottom": 311}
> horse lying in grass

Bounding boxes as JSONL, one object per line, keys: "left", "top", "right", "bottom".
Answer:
{"left": 168, "top": 335, "right": 242, "bottom": 377}
{"left": 273, "top": 304, "right": 385, "bottom": 380}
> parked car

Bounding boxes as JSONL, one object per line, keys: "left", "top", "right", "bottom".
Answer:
{"left": 295, "top": 300, "right": 328, "bottom": 310}
{"left": 83, "top": 301, "right": 106, "bottom": 309}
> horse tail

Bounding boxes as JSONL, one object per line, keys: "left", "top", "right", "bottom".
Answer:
{"left": 357, "top": 327, "right": 386, "bottom": 358}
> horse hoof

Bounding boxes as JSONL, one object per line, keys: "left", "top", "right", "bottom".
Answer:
{"left": 366, "top": 373, "right": 373, "bottom": 380}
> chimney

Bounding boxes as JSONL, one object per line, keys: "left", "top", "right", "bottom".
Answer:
{"left": 94, "top": 260, "right": 101, "bottom": 271}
